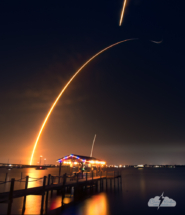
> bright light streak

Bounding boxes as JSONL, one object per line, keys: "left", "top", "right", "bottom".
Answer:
{"left": 119, "top": 0, "right": 127, "bottom": 26}
{"left": 150, "top": 39, "right": 163, "bottom": 44}
{"left": 29, "top": 38, "right": 138, "bottom": 165}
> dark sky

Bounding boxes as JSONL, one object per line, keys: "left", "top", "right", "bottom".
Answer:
{"left": 0, "top": 0, "right": 185, "bottom": 165}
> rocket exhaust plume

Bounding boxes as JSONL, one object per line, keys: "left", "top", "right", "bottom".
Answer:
{"left": 90, "top": 134, "right": 96, "bottom": 157}
{"left": 29, "top": 38, "right": 138, "bottom": 165}
{"left": 119, "top": 0, "right": 127, "bottom": 26}
{"left": 150, "top": 39, "right": 163, "bottom": 44}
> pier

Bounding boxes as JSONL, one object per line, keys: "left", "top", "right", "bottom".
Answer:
{"left": 0, "top": 171, "right": 122, "bottom": 215}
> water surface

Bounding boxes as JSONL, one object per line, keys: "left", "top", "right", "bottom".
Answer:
{"left": 0, "top": 167, "right": 185, "bottom": 214}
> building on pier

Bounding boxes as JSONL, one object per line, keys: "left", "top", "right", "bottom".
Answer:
{"left": 57, "top": 154, "right": 106, "bottom": 172}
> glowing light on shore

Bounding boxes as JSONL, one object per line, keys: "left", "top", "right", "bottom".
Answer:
{"left": 119, "top": 0, "right": 127, "bottom": 26}
{"left": 29, "top": 38, "right": 138, "bottom": 165}
{"left": 89, "top": 160, "right": 106, "bottom": 165}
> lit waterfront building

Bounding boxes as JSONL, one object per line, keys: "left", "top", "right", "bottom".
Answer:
{"left": 57, "top": 154, "right": 106, "bottom": 171}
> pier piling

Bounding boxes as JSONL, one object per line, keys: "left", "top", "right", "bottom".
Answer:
{"left": 40, "top": 176, "right": 46, "bottom": 215}
{"left": 22, "top": 176, "right": 29, "bottom": 214}
{"left": 7, "top": 178, "right": 15, "bottom": 215}
{"left": 5, "top": 173, "right": 8, "bottom": 182}
{"left": 114, "top": 171, "right": 115, "bottom": 189}
{"left": 45, "top": 174, "right": 51, "bottom": 211}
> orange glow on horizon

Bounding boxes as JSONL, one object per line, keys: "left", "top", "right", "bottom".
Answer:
{"left": 29, "top": 38, "right": 138, "bottom": 165}
{"left": 119, "top": 0, "right": 127, "bottom": 26}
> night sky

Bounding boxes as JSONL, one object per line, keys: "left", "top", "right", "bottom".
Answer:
{"left": 0, "top": 0, "right": 185, "bottom": 165}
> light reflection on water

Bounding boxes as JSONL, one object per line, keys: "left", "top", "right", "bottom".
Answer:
{"left": 49, "top": 195, "right": 72, "bottom": 211}
{"left": 80, "top": 193, "right": 109, "bottom": 215}
{"left": 24, "top": 196, "right": 42, "bottom": 215}
{"left": 0, "top": 168, "right": 185, "bottom": 214}
{"left": 61, "top": 193, "right": 109, "bottom": 215}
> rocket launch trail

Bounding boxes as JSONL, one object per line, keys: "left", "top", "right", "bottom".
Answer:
{"left": 29, "top": 37, "right": 163, "bottom": 165}
{"left": 29, "top": 38, "right": 138, "bottom": 165}
{"left": 119, "top": 0, "right": 127, "bottom": 26}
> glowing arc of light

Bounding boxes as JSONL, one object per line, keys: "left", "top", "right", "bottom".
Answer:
{"left": 119, "top": 0, "right": 127, "bottom": 26}
{"left": 150, "top": 39, "right": 163, "bottom": 44}
{"left": 90, "top": 134, "right": 96, "bottom": 157}
{"left": 29, "top": 38, "right": 138, "bottom": 165}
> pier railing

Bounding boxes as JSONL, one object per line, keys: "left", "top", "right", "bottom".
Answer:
{"left": 0, "top": 170, "right": 122, "bottom": 215}
{"left": 0, "top": 170, "right": 120, "bottom": 187}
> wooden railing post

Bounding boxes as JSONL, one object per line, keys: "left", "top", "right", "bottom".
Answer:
{"left": 114, "top": 171, "right": 115, "bottom": 188}
{"left": 22, "top": 176, "right": 29, "bottom": 214}
{"left": 120, "top": 174, "right": 122, "bottom": 190}
{"left": 59, "top": 162, "right": 61, "bottom": 184}
{"left": 40, "top": 176, "right": 47, "bottom": 215}
{"left": 7, "top": 178, "right": 15, "bottom": 215}
{"left": 85, "top": 172, "right": 88, "bottom": 191}
{"left": 51, "top": 176, "right": 53, "bottom": 197}
{"left": 45, "top": 174, "right": 51, "bottom": 211}
{"left": 5, "top": 173, "right": 8, "bottom": 182}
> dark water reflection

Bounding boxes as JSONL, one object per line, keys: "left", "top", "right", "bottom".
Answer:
{"left": 60, "top": 168, "right": 185, "bottom": 215}
{"left": 0, "top": 168, "right": 185, "bottom": 214}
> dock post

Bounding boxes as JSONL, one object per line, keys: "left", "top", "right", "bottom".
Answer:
{"left": 22, "top": 176, "right": 29, "bottom": 214}
{"left": 45, "top": 174, "right": 51, "bottom": 212}
{"left": 85, "top": 172, "right": 87, "bottom": 191}
{"left": 51, "top": 176, "right": 53, "bottom": 197}
{"left": 59, "top": 162, "right": 62, "bottom": 184}
{"left": 92, "top": 171, "right": 93, "bottom": 180}
{"left": 114, "top": 171, "right": 115, "bottom": 189}
{"left": 21, "top": 172, "right": 22, "bottom": 182}
{"left": 61, "top": 186, "right": 65, "bottom": 207}
{"left": 5, "top": 172, "right": 8, "bottom": 182}
{"left": 61, "top": 173, "right": 67, "bottom": 207}
{"left": 7, "top": 178, "right": 15, "bottom": 215}
{"left": 40, "top": 176, "right": 47, "bottom": 215}
{"left": 120, "top": 174, "right": 122, "bottom": 190}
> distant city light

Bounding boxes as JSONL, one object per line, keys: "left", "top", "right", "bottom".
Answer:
{"left": 137, "top": 164, "right": 144, "bottom": 168}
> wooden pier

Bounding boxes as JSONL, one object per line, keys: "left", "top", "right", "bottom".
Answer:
{"left": 0, "top": 171, "right": 122, "bottom": 215}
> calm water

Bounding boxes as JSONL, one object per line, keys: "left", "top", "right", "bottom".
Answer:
{"left": 0, "top": 167, "right": 185, "bottom": 214}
